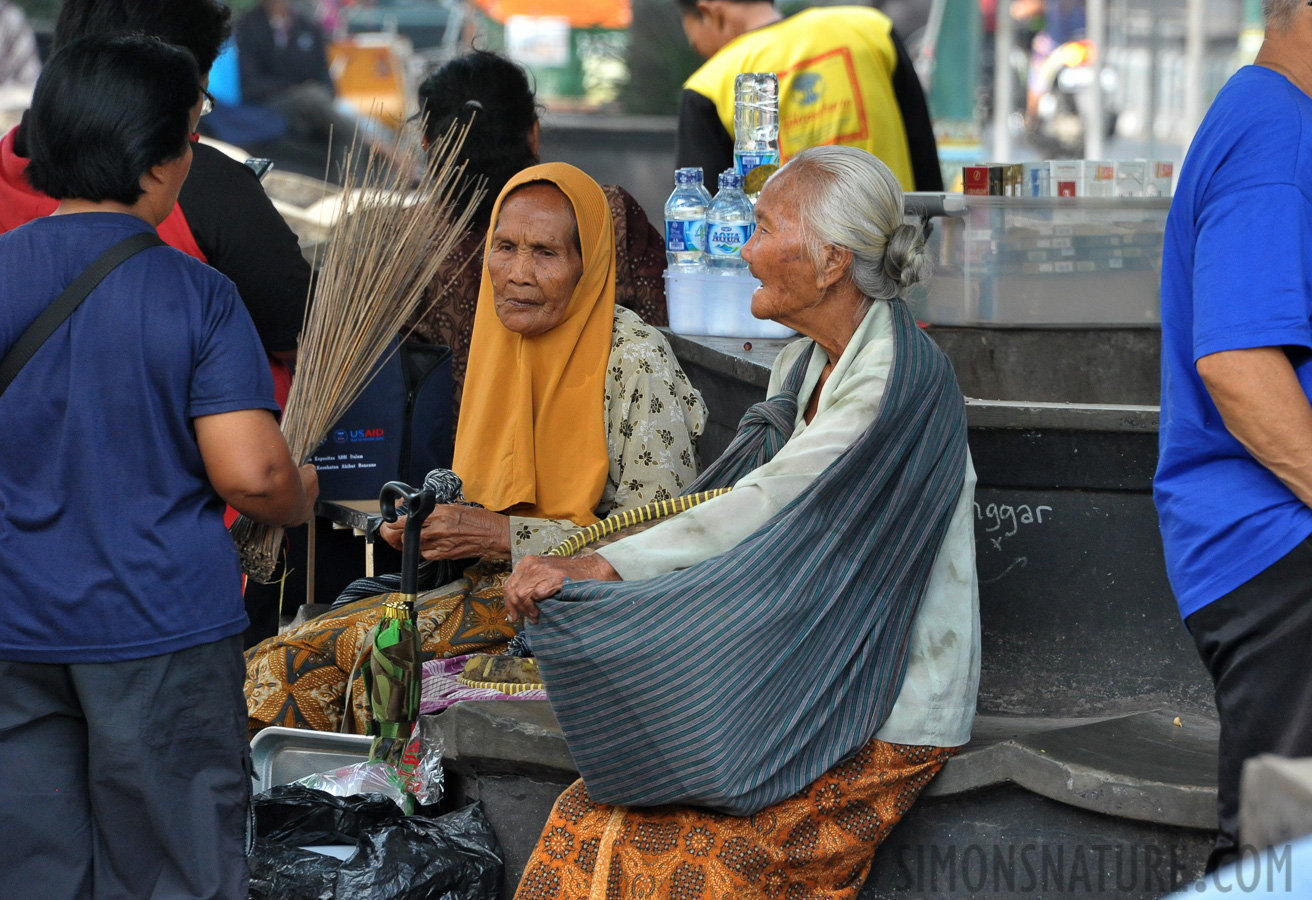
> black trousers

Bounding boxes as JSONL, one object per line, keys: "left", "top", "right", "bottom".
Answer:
{"left": 0, "top": 635, "right": 251, "bottom": 900}
{"left": 1187, "top": 536, "right": 1312, "bottom": 873}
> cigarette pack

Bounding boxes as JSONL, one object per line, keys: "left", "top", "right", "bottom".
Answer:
{"left": 1005, "top": 163, "right": 1024, "bottom": 196}
{"left": 1115, "top": 160, "right": 1147, "bottom": 197}
{"left": 1049, "top": 160, "right": 1081, "bottom": 197}
{"left": 1023, "top": 161, "right": 1050, "bottom": 197}
{"left": 988, "top": 164, "right": 1007, "bottom": 196}
{"left": 963, "top": 165, "right": 990, "bottom": 195}
{"left": 1082, "top": 161, "right": 1117, "bottom": 197}
{"left": 1147, "top": 160, "right": 1174, "bottom": 197}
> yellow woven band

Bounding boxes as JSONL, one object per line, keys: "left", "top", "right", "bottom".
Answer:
{"left": 545, "top": 488, "right": 732, "bottom": 557}
{"left": 454, "top": 675, "right": 544, "bottom": 694}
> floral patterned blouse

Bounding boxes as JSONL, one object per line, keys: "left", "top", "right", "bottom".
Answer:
{"left": 507, "top": 306, "right": 706, "bottom": 563}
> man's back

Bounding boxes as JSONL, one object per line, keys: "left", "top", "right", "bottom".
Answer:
{"left": 675, "top": 6, "right": 940, "bottom": 191}
{"left": 0, "top": 213, "right": 272, "bottom": 661}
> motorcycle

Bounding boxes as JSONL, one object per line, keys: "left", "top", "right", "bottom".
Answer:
{"left": 1025, "top": 35, "right": 1120, "bottom": 157}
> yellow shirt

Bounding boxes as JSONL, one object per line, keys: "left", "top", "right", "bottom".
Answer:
{"left": 683, "top": 6, "right": 916, "bottom": 190}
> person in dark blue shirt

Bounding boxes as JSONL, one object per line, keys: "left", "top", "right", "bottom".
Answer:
{"left": 0, "top": 34, "right": 317, "bottom": 900}
{"left": 236, "top": 0, "right": 360, "bottom": 166}
{"left": 1156, "top": 0, "right": 1312, "bottom": 873}
{"left": 0, "top": 0, "right": 321, "bottom": 648}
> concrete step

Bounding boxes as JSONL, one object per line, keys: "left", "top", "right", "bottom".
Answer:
{"left": 930, "top": 709, "right": 1218, "bottom": 828}
{"left": 863, "top": 709, "right": 1219, "bottom": 897}
{"left": 430, "top": 701, "right": 1220, "bottom": 897}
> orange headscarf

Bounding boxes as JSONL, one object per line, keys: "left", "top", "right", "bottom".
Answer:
{"left": 452, "top": 163, "right": 616, "bottom": 525}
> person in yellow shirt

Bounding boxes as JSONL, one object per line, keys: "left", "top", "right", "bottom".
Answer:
{"left": 675, "top": 0, "right": 943, "bottom": 192}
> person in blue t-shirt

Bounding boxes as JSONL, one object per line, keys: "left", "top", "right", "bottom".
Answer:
{"left": 1156, "top": 0, "right": 1312, "bottom": 874}
{"left": 0, "top": 35, "right": 317, "bottom": 900}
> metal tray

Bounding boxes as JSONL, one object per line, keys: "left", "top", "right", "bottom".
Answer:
{"left": 250, "top": 726, "right": 373, "bottom": 793}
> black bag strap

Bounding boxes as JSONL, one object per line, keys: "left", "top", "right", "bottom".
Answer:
{"left": 0, "top": 231, "right": 165, "bottom": 398}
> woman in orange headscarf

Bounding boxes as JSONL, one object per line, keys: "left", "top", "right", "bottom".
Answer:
{"left": 245, "top": 163, "right": 705, "bottom": 736}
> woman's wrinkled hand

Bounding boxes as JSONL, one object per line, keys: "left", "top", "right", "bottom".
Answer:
{"left": 504, "top": 554, "right": 621, "bottom": 625}
{"left": 377, "top": 505, "right": 512, "bottom": 561}
{"left": 378, "top": 514, "right": 407, "bottom": 552}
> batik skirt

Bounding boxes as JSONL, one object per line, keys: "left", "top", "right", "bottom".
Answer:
{"left": 515, "top": 738, "right": 955, "bottom": 900}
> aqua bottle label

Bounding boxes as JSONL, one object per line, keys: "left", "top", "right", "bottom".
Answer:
{"left": 665, "top": 218, "right": 707, "bottom": 252}
{"left": 735, "top": 150, "right": 780, "bottom": 175}
{"left": 707, "top": 223, "right": 753, "bottom": 257}
{"left": 735, "top": 152, "right": 780, "bottom": 197}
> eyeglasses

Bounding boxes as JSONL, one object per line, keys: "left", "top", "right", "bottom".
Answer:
{"left": 200, "top": 88, "right": 216, "bottom": 116}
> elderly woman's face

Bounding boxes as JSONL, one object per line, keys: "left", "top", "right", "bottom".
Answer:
{"left": 488, "top": 183, "right": 584, "bottom": 338}
{"left": 741, "top": 172, "right": 823, "bottom": 327}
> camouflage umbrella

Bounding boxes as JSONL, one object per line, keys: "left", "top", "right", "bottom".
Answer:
{"left": 365, "top": 481, "right": 437, "bottom": 768}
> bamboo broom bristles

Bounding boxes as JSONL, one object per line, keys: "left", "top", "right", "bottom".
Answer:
{"left": 231, "top": 120, "right": 486, "bottom": 582}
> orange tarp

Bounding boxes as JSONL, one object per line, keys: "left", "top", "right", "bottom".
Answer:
{"left": 328, "top": 40, "right": 408, "bottom": 126}
{"left": 473, "top": 0, "right": 630, "bottom": 29}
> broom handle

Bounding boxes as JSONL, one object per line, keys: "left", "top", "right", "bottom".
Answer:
{"left": 379, "top": 481, "right": 437, "bottom": 597}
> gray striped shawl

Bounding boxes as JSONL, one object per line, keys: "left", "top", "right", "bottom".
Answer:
{"left": 527, "top": 299, "right": 968, "bottom": 815}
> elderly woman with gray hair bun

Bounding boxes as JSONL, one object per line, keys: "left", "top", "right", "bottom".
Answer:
{"left": 502, "top": 145, "right": 980, "bottom": 900}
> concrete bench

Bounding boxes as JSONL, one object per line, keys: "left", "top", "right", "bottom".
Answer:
{"left": 430, "top": 700, "right": 1219, "bottom": 899}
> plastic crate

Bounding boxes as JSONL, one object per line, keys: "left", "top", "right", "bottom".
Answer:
{"left": 664, "top": 269, "right": 796, "bottom": 338}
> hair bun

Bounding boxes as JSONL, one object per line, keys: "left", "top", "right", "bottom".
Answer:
{"left": 883, "top": 223, "right": 929, "bottom": 291}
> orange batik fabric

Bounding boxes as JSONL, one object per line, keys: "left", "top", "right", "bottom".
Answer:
{"left": 515, "top": 739, "right": 955, "bottom": 900}
{"left": 244, "top": 562, "right": 518, "bottom": 737}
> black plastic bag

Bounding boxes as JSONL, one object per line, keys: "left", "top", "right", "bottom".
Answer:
{"left": 249, "top": 784, "right": 502, "bottom": 900}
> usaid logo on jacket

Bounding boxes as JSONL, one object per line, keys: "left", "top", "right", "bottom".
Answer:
{"left": 333, "top": 427, "right": 386, "bottom": 444}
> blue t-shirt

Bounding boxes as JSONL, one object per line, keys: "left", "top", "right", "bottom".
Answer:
{"left": 0, "top": 213, "right": 279, "bottom": 662}
{"left": 1156, "top": 66, "right": 1312, "bottom": 620}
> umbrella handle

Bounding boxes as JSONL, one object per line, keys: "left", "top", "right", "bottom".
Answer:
{"left": 379, "top": 480, "right": 437, "bottom": 597}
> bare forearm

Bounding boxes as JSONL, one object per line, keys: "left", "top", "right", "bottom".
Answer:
{"left": 380, "top": 506, "right": 512, "bottom": 560}
{"left": 504, "top": 553, "right": 621, "bottom": 624}
{"left": 224, "top": 463, "right": 315, "bottom": 526}
{"left": 425, "top": 510, "right": 511, "bottom": 560}
{"left": 471, "top": 511, "right": 513, "bottom": 559}
{"left": 195, "top": 410, "right": 318, "bottom": 527}
{"left": 1198, "top": 347, "right": 1312, "bottom": 507}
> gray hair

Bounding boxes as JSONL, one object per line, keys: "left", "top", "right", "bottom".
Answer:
{"left": 778, "top": 145, "right": 930, "bottom": 301}
{"left": 1264, "top": 0, "right": 1301, "bottom": 30}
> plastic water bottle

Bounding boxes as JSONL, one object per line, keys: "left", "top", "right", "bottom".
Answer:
{"left": 664, "top": 168, "right": 707, "bottom": 270}
{"left": 733, "top": 72, "right": 780, "bottom": 201}
{"left": 705, "top": 170, "right": 754, "bottom": 274}
{"left": 690, "top": 166, "right": 712, "bottom": 206}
